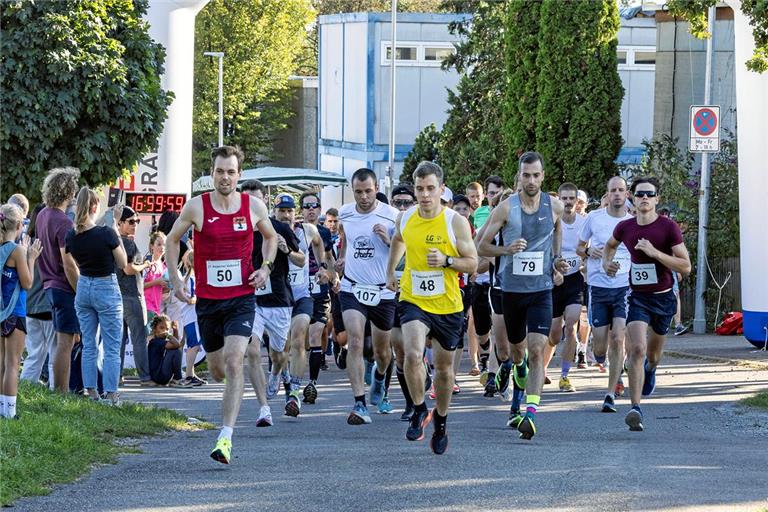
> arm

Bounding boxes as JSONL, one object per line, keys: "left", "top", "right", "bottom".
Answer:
{"left": 13, "top": 246, "right": 32, "bottom": 289}
{"left": 446, "top": 214, "right": 478, "bottom": 274}
{"left": 477, "top": 201, "right": 512, "bottom": 258}
{"left": 385, "top": 213, "right": 406, "bottom": 292}
{"left": 638, "top": 241, "right": 692, "bottom": 275}
{"left": 306, "top": 223, "right": 329, "bottom": 283}
{"left": 164, "top": 334, "right": 182, "bottom": 350}
{"left": 335, "top": 222, "right": 346, "bottom": 276}
{"left": 60, "top": 247, "right": 80, "bottom": 291}
{"left": 250, "top": 197, "right": 277, "bottom": 288}
{"left": 123, "top": 260, "right": 148, "bottom": 276}
{"left": 550, "top": 199, "right": 569, "bottom": 274}
{"left": 287, "top": 241, "right": 306, "bottom": 267}
{"left": 112, "top": 240, "right": 128, "bottom": 271}
{"left": 601, "top": 236, "right": 622, "bottom": 276}
{"left": 576, "top": 239, "right": 591, "bottom": 259}
{"left": 476, "top": 256, "right": 491, "bottom": 274}
{"left": 167, "top": 199, "right": 198, "bottom": 301}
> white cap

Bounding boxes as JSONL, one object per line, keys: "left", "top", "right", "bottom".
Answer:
{"left": 577, "top": 190, "right": 588, "bottom": 203}
{"left": 441, "top": 186, "right": 453, "bottom": 203}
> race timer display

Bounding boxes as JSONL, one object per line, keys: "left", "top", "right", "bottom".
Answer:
{"left": 125, "top": 192, "right": 187, "bottom": 214}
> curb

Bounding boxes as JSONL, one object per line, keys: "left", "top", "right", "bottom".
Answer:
{"left": 665, "top": 350, "right": 768, "bottom": 370}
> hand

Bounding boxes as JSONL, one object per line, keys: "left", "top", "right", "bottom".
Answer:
{"left": 24, "top": 238, "right": 42, "bottom": 260}
{"left": 112, "top": 204, "right": 124, "bottom": 227}
{"left": 507, "top": 238, "right": 528, "bottom": 255}
{"left": 248, "top": 267, "right": 270, "bottom": 289}
{"left": 604, "top": 260, "right": 621, "bottom": 277}
{"left": 553, "top": 271, "right": 564, "bottom": 286}
{"left": 386, "top": 273, "right": 399, "bottom": 293}
{"left": 634, "top": 238, "right": 658, "bottom": 259}
{"left": 73, "top": 333, "right": 81, "bottom": 344}
{"left": 316, "top": 268, "right": 329, "bottom": 285}
{"left": 171, "top": 277, "right": 191, "bottom": 303}
{"left": 469, "top": 273, "right": 477, "bottom": 284}
{"left": 334, "top": 257, "right": 345, "bottom": 275}
{"left": 588, "top": 246, "right": 603, "bottom": 259}
{"left": 276, "top": 234, "right": 289, "bottom": 254}
{"left": 553, "top": 257, "right": 569, "bottom": 274}
{"left": 372, "top": 224, "right": 390, "bottom": 246}
{"left": 426, "top": 248, "right": 447, "bottom": 268}
{"left": 331, "top": 279, "right": 341, "bottom": 294}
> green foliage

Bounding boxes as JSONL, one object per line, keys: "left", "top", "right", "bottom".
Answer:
{"left": 400, "top": 123, "right": 441, "bottom": 184}
{"left": 0, "top": 0, "right": 172, "bottom": 201}
{"left": 193, "top": 0, "right": 315, "bottom": 178}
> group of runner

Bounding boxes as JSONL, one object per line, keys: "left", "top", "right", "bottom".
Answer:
{"left": 165, "top": 146, "right": 690, "bottom": 463}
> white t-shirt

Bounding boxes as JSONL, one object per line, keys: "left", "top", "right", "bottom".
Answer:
{"left": 339, "top": 201, "right": 398, "bottom": 300}
{"left": 289, "top": 224, "right": 311, "bottom": 301}
{"left": 579, "top": 208, "right": 633, "bottom": 288}
{"left": 561, "top": 214, "right": 587, "bottom": 276}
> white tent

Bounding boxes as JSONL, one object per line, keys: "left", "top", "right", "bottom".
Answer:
{"left": 192, "top": 166, "right": 348, "bottom": 194}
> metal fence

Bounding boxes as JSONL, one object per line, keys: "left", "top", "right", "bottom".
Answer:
{"left": 680, "top": 257, "right": 741, "bottom": 328}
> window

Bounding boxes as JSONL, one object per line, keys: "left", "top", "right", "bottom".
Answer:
{"left": 381, "top": 41, "right": 456, "bottom": 67}
{"left": 424, "top": 46, "right": 455, "bottom": 62}
{"left": 617, "top": 46, "right": 656, "bottom": 70}
{"left": 617, "top": 50, "right": 627, "bottom": 65}
{"left": 634, "top": 51, "right": 656, "bottom": 65}
{"left": 384, "top": 45, "right": 417, "bottom": 61}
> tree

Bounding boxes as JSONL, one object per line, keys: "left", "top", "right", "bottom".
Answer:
{"left": 400, "top": 123, "right": 441, "bottom": 184}
{"left": 193, "top": 0, "right": 315, "bottom": 177}
{"left": 0, "top": 0, "right": 172, "bottom": 201}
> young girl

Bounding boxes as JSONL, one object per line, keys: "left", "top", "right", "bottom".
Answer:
{"left": 143, "top": 231, "right": 167, "bottom": 322}
{"left": 179, "top": 250, "right": 206, "bottom": 386}
{"left": 147, "top": 314, "right": 184, "bottom": 386}
{"left": 1, "top": 204, "right": 42, "bottom": 419}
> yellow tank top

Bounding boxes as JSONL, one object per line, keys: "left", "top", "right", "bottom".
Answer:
{"left": 399, "top": 207, "right": 462, "bottom": 315}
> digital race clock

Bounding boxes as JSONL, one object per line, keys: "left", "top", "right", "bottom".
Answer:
{"left": 125, "top": 192, "right": 187, "bottom": 214}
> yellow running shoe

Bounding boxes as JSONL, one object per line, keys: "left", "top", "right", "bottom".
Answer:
{"left": 210, "top": 437, "right": 232, "bottom": 464}
{"left": 559, "top": 376, "right": 576, "bottom": 392}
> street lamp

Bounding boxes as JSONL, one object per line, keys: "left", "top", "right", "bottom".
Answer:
{"left": 203, "top": 51, "right": 224, "bottom": 147}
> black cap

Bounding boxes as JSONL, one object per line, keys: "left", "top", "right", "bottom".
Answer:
{"left": 391, "top": 184, "right": 415, "bottom": 200}
{"left": 376, "top": 191, "right": 389, "bottom": 205}
{"left": 452, "top": 194, "right": 470, "bottom": 208}
{"left": 119, "top": 206, "right": 137, "bottom": 221}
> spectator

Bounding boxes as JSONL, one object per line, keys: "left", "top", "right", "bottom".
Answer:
{"left": 35, "top": 167, "right": 81, "bottom": 392}
{"left": 1, "top": 203, "right": 42, "bottom": 419}
{"left": 115, "top": 206, "right": 153, "bottom": 385}
{"left": 8, "top": 194, "right": 29, "bottom": 218}
{"left": 143, "top": 231, "right": 167, "bottom": 323}
{"left": 65, "top": 187, "right": 127, "bottom": 404}
{"left": 178, "top": 251, "right": 205, "bottom": 386}
{"left": 20, "top": 204, "right": 56, "bottom": 387}
{"left": 147, "top": 314, "right": 184, "bottom": 387}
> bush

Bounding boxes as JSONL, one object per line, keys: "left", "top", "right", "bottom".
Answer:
{"left": 400, "top": 123, "right": 441, "bottom": 184}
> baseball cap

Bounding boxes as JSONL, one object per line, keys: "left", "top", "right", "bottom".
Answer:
{"left": 119, "top": 206, "right": 138, "bottom": 221}
{"left": 577, "top": 190, "right": 588, "bottom": 203}
{"left": 441, "top": 186, "right": 453, "bottom": 203}
{"left": 391, "top": 184, "right": 415, "bottom": 199}
{"left": 274, "top": 194, "right": 295, "bottom": 209}
{"left": 452, "top": 194, "right": 470, "bottom": 208}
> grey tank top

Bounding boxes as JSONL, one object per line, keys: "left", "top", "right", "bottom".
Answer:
{"left": 499, "top": 193, "right": 555, "bottom": 293}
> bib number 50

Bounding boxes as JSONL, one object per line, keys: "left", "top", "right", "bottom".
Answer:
{"left": 206, "top": 259, "right": 242, "bottom": 288}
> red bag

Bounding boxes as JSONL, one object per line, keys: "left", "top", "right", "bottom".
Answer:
{"left": 715, "top": 312, "right": 743, "bottom": 335}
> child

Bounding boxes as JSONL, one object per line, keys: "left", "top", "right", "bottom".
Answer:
{"left": 143, "top": 231, "right": 167, "bottom": 324}
{"left": 1, "top": 204, "right": 42, "bottom": 418}
{"left": 179, "top": 251, "right": 206, "bottom": 386}
{"left": 147, "top": 314, "right": 186, "bottom": 387}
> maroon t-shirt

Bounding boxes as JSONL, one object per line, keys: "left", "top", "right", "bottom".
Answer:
{"left": 612, "top": 215, "right": 684, "bottom": 293}
{"left": 36, "top": 207, "right": 75, "bottom": 292}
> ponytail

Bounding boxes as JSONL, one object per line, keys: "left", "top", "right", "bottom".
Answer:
{"left": 75, "top": 186, "right": 99, "bottom": 233}
{"left": 0, "top": 204, "right": 23, "bottom": 238}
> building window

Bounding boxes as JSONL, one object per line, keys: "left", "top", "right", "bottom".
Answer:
{"left": 618, "top": 46, "right": 656, "bottom": 70}
{"left": 384, "top": 45, "right": 418, "bottom": 62}
{"left": 381, "top": 41, "right": 456, "bottom": 67}
{"left": 634, "top": 51, "right": 656, "bottom": 65}
{"left": 617, "top": 50, "right": 627, "bottom": 65}
{"left": 424, "top": 46, "right": 455, "bottom": 62}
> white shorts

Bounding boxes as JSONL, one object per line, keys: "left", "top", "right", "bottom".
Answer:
{"left": 253, "top": 306, "right": 292, "bottom": 352}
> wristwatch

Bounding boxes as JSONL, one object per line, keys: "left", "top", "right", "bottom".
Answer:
{"left": 262, "top": 260, "right": 274, "bottom": 272}
{"left": 443, "top": 256, "right": 454, "bottom": 268}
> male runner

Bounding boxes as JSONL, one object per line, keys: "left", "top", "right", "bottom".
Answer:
{"left": 387, "top": 161, "right": 477, "bottom": 454}
{"left": 167, "top": 146, "right": 277, "bottom": 464}
{"left": 542, "top": 183, "right": 587, "bottom": 392}
{"left": 478, "top": 152, "right": 568, "bottom": 439}
{"left": 577, "top": 176, "right": 634, "bottom": 412}
{"left": 337, "top": 168, "right": 398, "bottom": 425}
{"left": 465, "top": 182, "right": 487, "bottom": 229}
{"left": 602, "top": 176, "right": 690, "bottom": 431}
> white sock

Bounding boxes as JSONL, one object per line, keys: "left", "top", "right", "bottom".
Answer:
{"left": 218, "top": 426, "right": 233, "bottom": 441}
{"left": 0, "top": 395, "right": 7, "bottom": 418}
{"left": 6, "top": 396, "right": 16, "bottom": 419}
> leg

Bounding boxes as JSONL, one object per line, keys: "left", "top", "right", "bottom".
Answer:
{"left": 342, "top": 309, "right": 367, "bottom": 398}
{"left": 220, "top": 335, "right": 249, "bottom": 429}
{"left": 561, "top": 304, "right": 581, "bottom": 373}
{"left": 125, "top": 299, "right": 150, "bottom": 382}
{"left": 402, "top": 320, "right": 428, "bottom": 408}
{"left": 544, "top": 316, "right": 564, "bottom": 370}
{"left": 185, "top": 345, "right": 200, "bottom": 379}
{"left": 288, "top": 314, "right": 310, "bottom": 385}
{"left": 246, "top": 341, "right": 268, "bottom": 406}
{"left": 20, "top": 318, "right": 47, "bottom": 383}
{"left": 2, "top": 328, "right": 27, "bottom": 403}
{"left": 370, "top": 325, "right": 393, "bottom": 378}
{"left": 607, "top": 317, "right": 627, "bottom": 394}
{"left": 52, "top": 332, "right": 75, "bottom": 392}
{"left": 466, "top": 312, "right": 479, "bottom": 371}
{"left": 96, "top": 286, "right": 124, "bottom": 395}
{"left": 525, "top": 333, "right": 548, "bottom": 400}
{"left": 433, "top": 344, "right": 455, "bottom": 417}
{"left": 625, "top": 321, "right": 648, "bottom": 407}
{"left": 76, "top": 292, "right": 100, "bottom": 398}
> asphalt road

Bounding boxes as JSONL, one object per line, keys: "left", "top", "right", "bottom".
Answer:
{"left": 12, "top": 353, "right": 768, "bottom": 512}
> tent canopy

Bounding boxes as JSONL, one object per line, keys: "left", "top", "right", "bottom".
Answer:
{"left": 192, "top": 166, "right": 348, "bottom": 194}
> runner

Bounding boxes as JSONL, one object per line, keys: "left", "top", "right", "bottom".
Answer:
{"left": 577, "top": 176, "right": 634, "bottom": 412}
{"left": 602, "top": 176, "right": 691, "bottom": 432}
{"left": 337, "top": 168, "right": 398, "bottom": 425}
{"left": 542, "top": 183, "right": 587, "bottom": 392}
{"left": 387, "top": 161, "right": 477, "bottom": 454}
{"left": 477, "top": 152, "right": 569, "bottom": 440}
{"left": 167, "top": 146, "right": 278, "bottom": 464}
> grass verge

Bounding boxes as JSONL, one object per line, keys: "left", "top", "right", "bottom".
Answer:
{"left": 740, "top": 390, "right": 768, "bottom": 410}
{"left": 0, "top": 380, "right": 213, "bottom": 506}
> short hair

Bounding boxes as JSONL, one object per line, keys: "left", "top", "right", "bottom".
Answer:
{"left": 484, "top": 175, "right": 504, "bottom": 190}
{"left": 607, "top": 176, "right": 627, "bottom": 191}
{"left": 412, "top": 161, "right": 444, "bottom": 184}
{"left": 558, "top": 182, "right": 578, "bottom": 195}
{"left": 42, "top": 167, "right": 80, "bottom": 208}
{"left": 466, "top": 182, "right": 483, "bottom": 193}
{"left": 325, "top": 208, "right": 338, "bottom": 217}
{"left": 8, "top": 194, "right": 29, "bottom": 217}
{"left": 156, "top": 210, "right": 179, "bottom": 236}
{"left": 150, "top": 313, "right": 172, "bottom": 332}
{"left": 241, "top": 179, "right": 267, "bottom": 195}
{"left": 518, "top": 151, "right": 544, "bottom": 170}
{"left": 630, "top": 176, "right": 661, "bottom": 194}
{"left": 351, "top": 168, "right": 377, "bottom": 185}
{"left": 211, "top": 145, "right": 245, "bottom": 170}
{"left": 299, "top": 191, "right": 320, "bottom": 206}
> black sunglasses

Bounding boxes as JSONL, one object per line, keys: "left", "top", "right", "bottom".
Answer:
{"left": 393, "top": 199, "right": 414, "bottom": 208}
{"left": 634, "top": 190, "right": 657, "bottom": 198}
{"left": 127, "top": 218, "right": 141, "bottom": 225}
{"left": 302, "top": 202, "right": 321, "bottom": 209}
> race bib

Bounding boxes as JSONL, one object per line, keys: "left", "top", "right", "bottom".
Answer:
{"left": 254, "top": 277, "right": 273, "bottom": 296}
{"left": 631, "top": 263, "right": 658, "bottom": 285}
{"left": 288, "top": 268, "right": 305, "bottom": 286}
{"left": 614, "top": 254, "right": 631, "bottom": 275}
{"left": 308, "top": 273, "right": 320, "bottom": 294}
{"left": 206, "top": 259, "right": 242, "bottom": 288}
{"left": 513, "top": 251, "right": 544, "bottom": 276}
{"left": 395, "top": 270, "right": 404, "bottom": 289}
{"left": 353, "top": 284, "right": 381, "bottom": 306}
{"left": 562, "top": 251, "right": 581, "bottom": 276}
{"left": 411, "top": 270, "right": 446, "bottom": 297}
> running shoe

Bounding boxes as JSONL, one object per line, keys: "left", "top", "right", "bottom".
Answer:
{"left": 577, "top": 352, "right": 587, "bottom": 369}
{"left": 285, "top": 391, "right": 301, "bottom": 417}
{"left": 558, "top": 376, "right": 576, "bottom": 392}
{"left": 347, "top": 401, "right": 372, "bottom": 425}
{"left": 337, "top": 347, "right": 348, "bottom": 370}
{"left": 364, "top": 360, "right": 374, "bottom": 386}
{"left": 625, "top": 406, "right": 644, "bottom": 432}
{"left": 479, "top": 370, "right": 489, "bottom": 386}
{"left": 401, "top": 403, "right": 415, "bottom": 422}
{"left": 483, "top": 379, "right": 497, "bottom": 398}
{"left": 430, "top": 420, "right": 448, "bottom": 455}
{"left": 674, "top": 323, "right": 689, "bottom": 336}
{"left": 596, "top": 362, "right": 607, "bottom": 373}
{"left": 303, "top": 381, "right": 318, "bottom": 404}
{"left": 266, "top": 372, "right": 280, "bottom": 400}
{"left": 406, "top": 407, "right": 432, "bottom": 441}
{"left": 190, "top": 376, "right": 207, "bottom": 386}
{"left": 452, "top": 382, "right": 461, "bottom": 395}
{"left": 513, "top": 353, "right": 528, "bottom": 391}
{"left": 320, "top": 358, "right": 329, "bottom": 371}
{"left": 469, "top": 365, "right": 481, "bottom": 377}
{"left": 642, "top": 359, "right": 656, "bottom": 396}
{"left": 428, "top": 385, "right": 436, "bottom": 400}
{"left": 507, "top": 408, "right": 523, "bottom": 429}
{"left": 601, "top": 394, "right": 617, "bottom": 413}
{"left": 210, "top": 437, "right": 232, "bottom": 464}
{"left": 369, "top": 365, "right": 386, "bottom": 406}
{"left": 495, "top": 363, "right": 512, "bottom": 402}
{"left": 378, "top": 396, "right": 393, "bottom": 414}
{"left": 544, "top": 374, "right": 552, "bottom": 385}
{"left": 256, "top": 405, "right": 273, "bottom": 427}
{"left": 518, "top": 412, "right": 537, "bottom": 440}
{"left": 614, "top": 378, "right": 625, "bottom": 398}
{"left": 424, "top": 361, "right": 433, "bottom": 392}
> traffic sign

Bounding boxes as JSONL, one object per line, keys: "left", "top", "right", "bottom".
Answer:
{"left": 689, "top": 105, "right": 720, "bottom": 152}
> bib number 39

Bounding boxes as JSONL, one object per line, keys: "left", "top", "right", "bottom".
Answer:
{"left": 353, "top": 285, "right": 381, "bottom": 306}
{"left": 206, "top": 259, "right": 242, "bottom": 288}
{"left": 411, "top": 270, "right": 445, "bottom": 297}
{"left": 631, "top": 263, "right": 658, "bottom": 285}
{"left": 513, "top": 251, "right": 544, "bottom": 276}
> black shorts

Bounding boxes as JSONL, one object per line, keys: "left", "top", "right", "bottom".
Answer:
{"left": 331, "top": 291, "right": 345, "bottom": 334}
{"left": 552, "top": 272, "right": 584, "bottom": 318}
{"left": 471, "top": 283, "right": 492, "bottom": 336}
{"left": 196, "top": 294, "right": 256, "bottom": 353}
{"left": 1, "top": 315, "right": 26, "bottom": 336}
{"left": 311, "top": 295, "right": 331, "bottom": 324}
{"left": 627, "top": 289, "right": 676, "bottom": 336}
{"left": 393, "top": 293, "right": 403, "bottom": 329}
{"left": 398, "top": 300, "right": 464, "bottom": 352}
{"left": 490, "top": 287, "right": 503, "bottom": 315}
{"left": 46, "top": 287, "right": 80, "bottom": 335}
{"left": 292, "top": 296, "right": 313, "bottom": 319}
{"left": 502, "top": 290, "right": 553, "bottom": 344}
{"left": 588, "top": 285, "right": 629, "bottom": 328}
{"left": 339, "top": 291, "right": 396, "bottom": 331}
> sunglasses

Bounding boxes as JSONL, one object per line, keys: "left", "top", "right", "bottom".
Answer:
{"left": 393, "top": 200, "right": 414, "bottom": 208}
{"left": 127, "top": 219, "right": 141, "bottom": 225}
{"left": 634, "top": 190, "right": 657, "bottom": 198}
{"left": 302, "top": 202, "right": 320, "bottom": 209}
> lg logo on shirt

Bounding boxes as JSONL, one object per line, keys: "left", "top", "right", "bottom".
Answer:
{"left": 425, "top": 234, "right": 444, "bottom": 245}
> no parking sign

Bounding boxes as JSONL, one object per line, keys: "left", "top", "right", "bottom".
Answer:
{"left": 689, "top": 105, "right": 720, "bottom": 152}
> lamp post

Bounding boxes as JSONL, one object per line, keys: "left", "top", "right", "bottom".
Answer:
{"left": 386, "top": 0, "right": 398, "bottom": 195}
{"left": 203, "top": 51, "right": 224, "bottom": 147}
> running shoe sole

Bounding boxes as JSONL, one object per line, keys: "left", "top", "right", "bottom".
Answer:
{"left": 430, "top": 431, "right": 448, "bottom": 455}
{"left": 625, "top": 409, "right": 644, "bottom": 431}
{"left": 347, "top": 411, "right": 372, "bottom": 425}
{"left": 479, "top": 371, "right": 489, "bottom": 386}
{"left": 303, "top": 383, "right": 317, "bottom": 404}
{"left": 210, "top": 450, "right": 229, "bottom": 464}
{"left": 507, "top": 414, "right": 523, "bottom": 429}
{"left": 256, "top": 417, "right": 273, "bottom": 427}
{"left": 406, "top": 410, "right": 433, "bottom": 441}
{"left": 602, "top": 398, "right": 617, "bottom": 413}
{"left": 285, "top": 398, "right": 300, "bottom": 417}
{"left": 518, "top": 416, "right": 536, "bottom": 440}
{"left": 400, "top": 407, "right": 415, "bottom": 422}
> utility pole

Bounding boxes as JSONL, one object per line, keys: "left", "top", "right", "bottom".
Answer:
{"left": 203, "top": 51, "right": 224, "bottom": 147}
{"left": 385, "top": 0, "right": 398, "bottom": 195}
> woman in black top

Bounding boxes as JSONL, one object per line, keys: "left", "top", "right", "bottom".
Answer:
{"left": 65, "top": 187, "right": 127, "bottom": 404}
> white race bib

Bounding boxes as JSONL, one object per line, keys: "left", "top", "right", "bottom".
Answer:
{"left": 513, "top": 251, "right": 544, "bottom": 276}
{"left": 308, "top": 273, "right": 320, "bottom": 294}
{"left": 562, "top": 251, "right": 581, "bottom": 276}
{"left": 353, "top": 284, "right": 381, "bottom": 306}
{"left": 631, "top": 263, "right": 658, "bottom": 285}
{"left": 614, "top": 254, "right": 632, "bottom": 275}
{"left": 206, "top": 259, "right": 242, "bottom": 288}
{"left": 411, "top": 270, "right": 446, "bottom": 297}
{"left": 254, "top": 278, "right": 273, "bottom": 296}
{"left": 288, "top": 268, "right": 305, "bottom": 286}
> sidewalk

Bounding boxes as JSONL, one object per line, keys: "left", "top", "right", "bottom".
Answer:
{"left": 664, "top": 333, "right": 768, "bottom": 368}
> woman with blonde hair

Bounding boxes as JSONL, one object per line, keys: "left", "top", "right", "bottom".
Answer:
{"left": 64, "top": 187, "right": 127, "bottom": 404}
